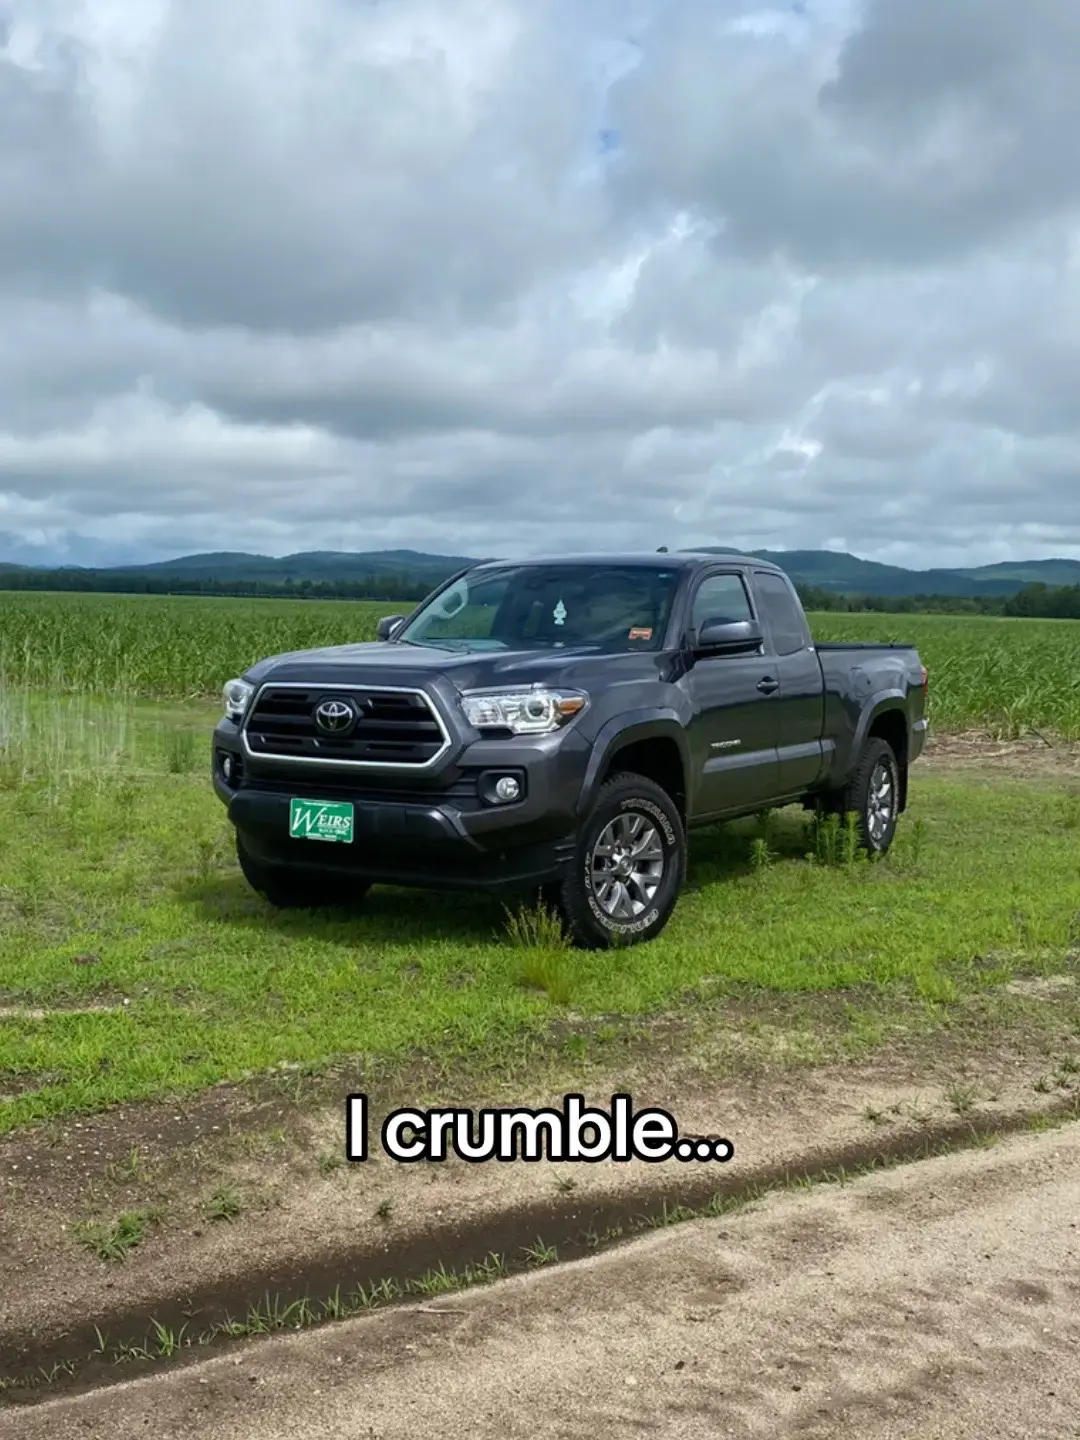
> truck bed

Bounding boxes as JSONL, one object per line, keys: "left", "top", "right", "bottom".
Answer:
{"left": 814, "top": 641, "right": 917, "bottom": 652}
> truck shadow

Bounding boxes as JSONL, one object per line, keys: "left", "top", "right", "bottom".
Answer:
{"left": 682, "top": 808, "right": 813, "bottom": 891}
{"left": 174, "top": 871, "right": 514, "bottom": 946}
{"left": 175, "top": 810, "right": 814, "bottom": 944}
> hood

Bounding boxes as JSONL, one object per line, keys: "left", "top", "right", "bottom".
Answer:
{"left": 246, "top": 640, "right": 661, "bottom": 692}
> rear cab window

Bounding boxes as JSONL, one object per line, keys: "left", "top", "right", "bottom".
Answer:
{"left": 752, "top": 571, "right": 811, "bottom": 656}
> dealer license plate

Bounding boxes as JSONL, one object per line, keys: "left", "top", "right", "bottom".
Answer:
{"left": 289, "top": 798, "right": 354, "bottom": 844}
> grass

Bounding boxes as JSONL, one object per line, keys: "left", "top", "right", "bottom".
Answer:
{"left": 74, "top": 1209, "right": 160, "bottom": 1261}
{"left": 2, "top": 687, "right": 1080, "bottom": 1135}
{"left": 1, "top": 590, "right": 1080, "bottom": 735}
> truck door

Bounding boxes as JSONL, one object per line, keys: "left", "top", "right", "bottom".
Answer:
{"left": 684, "top": 570, "right": 781, "bottom": 818}
{"left": 750, "top": 570, "right": 826, "bottom": 794}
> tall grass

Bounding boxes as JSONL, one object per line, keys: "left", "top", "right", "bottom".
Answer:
{"left": 0, "top": 689, "right": 132, "bottom": 803}
{"left": 0, "top": 592, "right": 1079, "bottom": 736}
{"left": 0, "top": 687, "right": 207, "bottom": 801}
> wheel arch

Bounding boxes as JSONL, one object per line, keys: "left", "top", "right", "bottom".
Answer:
{"left": 577, "top": 712, "right": 690, "bottom": 821}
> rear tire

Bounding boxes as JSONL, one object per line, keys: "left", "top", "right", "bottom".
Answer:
{"left": 551, "top": 773, "right": 686, "bottom": 949}
{"left": 822, "top": 737, "right": 901, "bottom": 855}
{"left": 236, "top": 834, "right": 371, "bottom": 910}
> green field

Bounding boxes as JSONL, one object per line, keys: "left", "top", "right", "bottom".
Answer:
{"left": 1, "top": 690, "right": 1078, "bottom": 1135}
{"left": 1, "top": 590, "right": 1079, "bottom": 734}
{"left": 2, "top": 591, "right": 1080, "bottom": 1136}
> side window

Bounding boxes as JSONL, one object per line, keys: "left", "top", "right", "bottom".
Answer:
{"left": 691, "top": 574, "right": 753, "bottom": 632}
{"left": 754, "top": 572, "right": 809, "bottom": 656}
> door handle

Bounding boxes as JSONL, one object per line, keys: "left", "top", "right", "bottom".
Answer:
{"left": 757, "top": 677, "right": 779, "bottom": 694}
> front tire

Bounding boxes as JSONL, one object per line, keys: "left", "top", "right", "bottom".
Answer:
{"left": 236, "top": 835, "right": 371, "bottom": 910}
{"left": 552, "top": 773, "right": 686, "bottom": 949}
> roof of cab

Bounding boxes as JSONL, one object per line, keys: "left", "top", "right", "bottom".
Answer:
{"left": 468, "top": 551, "right": 784, "bottom": 574}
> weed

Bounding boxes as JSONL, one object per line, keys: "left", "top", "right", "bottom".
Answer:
{"left": 150, "top": 1320, "right": 190, "bottom": 1358}
{"left": 106, "top": 1146, "right": 150, "bottom": 1186}
{"left": 946, "top": 1082, "right": 978, "bottom": 1115}
{"left": 807, "top": 812, "right": 842, "bottom": 866}
{"left": 504, "top": 901, "right": 569, "bottom": 951}
{"left": 409, "top": 1262, "right": 461, "bottom": 1296}
{"left": 204, "top": 1184, "right": 244, "bottom": 1222}
{"left": 522, "top": 1237, "right": 558, "bottom": 1266}
{"left": 74, "top": 1209, "right": 159, "bottom": 1262}
{"left": 165, "top": 729, "right": 198, "bottom": 775}
{"left": 896, "top": 817, "right": 928, "bottom": 867}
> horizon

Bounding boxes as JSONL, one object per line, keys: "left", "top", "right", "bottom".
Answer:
{"left": 3, "top": 542, "right": 1080, "bottom": 577}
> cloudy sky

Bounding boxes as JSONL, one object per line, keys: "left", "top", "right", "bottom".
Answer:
{"left": 1, "top": 0, "right": 1078, "bottom": 569}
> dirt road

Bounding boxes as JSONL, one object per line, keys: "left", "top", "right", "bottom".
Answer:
{"left": 5, "top": 1122, "right": 1080, "bottom": 1439}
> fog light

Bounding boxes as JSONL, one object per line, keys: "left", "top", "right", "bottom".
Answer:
{"left": 494, "top": 775, "right": 521, "bottom": 802}
{"left": 222, "top": 754, "right": 234, "bottom": 783}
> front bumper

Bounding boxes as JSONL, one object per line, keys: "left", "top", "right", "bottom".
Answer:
{"left": 211, "top": 716, "right": 589, "bottom": 893}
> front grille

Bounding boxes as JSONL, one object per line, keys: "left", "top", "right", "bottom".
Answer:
{"left": 244, "top": 686, "right": 448, "bottom": 767}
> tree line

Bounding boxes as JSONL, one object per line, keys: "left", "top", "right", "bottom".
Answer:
{"left": 0, "top": 570, "right": 434, "bottom": 602}
{"left": 1, "top": 567, "right": 1080, "bottom": 618}
{"left": 796, "top": 582, "right": 1080, "bottom": 619}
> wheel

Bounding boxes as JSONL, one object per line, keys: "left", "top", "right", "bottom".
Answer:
{"left": 832, "top": 737, "right": 901, "bottom": 855}
{"left": 235, "top": 834, "right": 371, "bottom": 910}
{"left": 552, "top": 772, "right": 686, "bottom": 949}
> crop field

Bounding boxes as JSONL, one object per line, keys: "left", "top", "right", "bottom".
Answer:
{"left": 0, "top": 590, "right": 1079, "bottom": 735}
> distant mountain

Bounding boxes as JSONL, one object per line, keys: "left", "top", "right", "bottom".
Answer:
{"left": 1, "top": 545, "right": 1080, "bottom": 598}
{"left": 112, "top": 548, "right": 482, "bottom": 582}
{"left": 688, "top": 549, "right": 1080, "bottom": 597}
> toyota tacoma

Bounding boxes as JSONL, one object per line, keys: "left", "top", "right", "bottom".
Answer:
{"left": 212, "top": 553, "right": 928, "bottom": 947}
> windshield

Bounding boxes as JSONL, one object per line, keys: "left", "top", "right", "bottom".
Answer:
{"left": 397, "top": 565, "right": 679, "bottom": 653}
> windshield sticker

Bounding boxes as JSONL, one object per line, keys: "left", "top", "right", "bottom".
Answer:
{"left": 553, "top": 599, "right": 567, "bottom": 626}
{"left": 629, "top": 627, "right": 653, "bottom": 641}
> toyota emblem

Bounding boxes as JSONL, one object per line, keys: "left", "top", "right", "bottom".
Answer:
{"left": 313, "top": 698, "right": 357, "bottom": 735}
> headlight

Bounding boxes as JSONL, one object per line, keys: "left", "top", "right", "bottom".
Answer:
{"left": 460, "top": 688, "right": 588, "bottom": 735}
{"left": 223, "top": 678, "right": 255, "bottom": 721}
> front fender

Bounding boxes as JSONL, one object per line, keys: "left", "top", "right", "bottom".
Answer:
{"left": 576, "top": 709, "right": 690, "bottom": 817}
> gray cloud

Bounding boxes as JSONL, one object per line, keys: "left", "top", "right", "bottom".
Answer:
{"left": 1, "top": 0, "right": 1080, "bottom": 571}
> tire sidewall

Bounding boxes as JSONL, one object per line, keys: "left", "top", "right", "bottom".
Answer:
{"left": 577, "top": 783, "right": 684, "bottom": 945}
{"left": 858, "top": 743, "right": 899, "bottom": 852}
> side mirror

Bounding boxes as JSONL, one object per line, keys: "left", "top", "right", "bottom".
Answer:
{"left": 376, "top": 614, "right": 406, "bottom": 641}
{"left": 694, "top": 619, "right": 764, "bottom": 654}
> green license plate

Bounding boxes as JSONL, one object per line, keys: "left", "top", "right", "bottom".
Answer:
{"left": 289, "top": 798, "right": 354, "bottom": 844}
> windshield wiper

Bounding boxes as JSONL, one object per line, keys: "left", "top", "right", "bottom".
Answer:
{"left": 402, "top": 638, "right": 474, "bottom": 652}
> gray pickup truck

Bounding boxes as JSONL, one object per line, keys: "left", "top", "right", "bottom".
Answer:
{"left": 212, "top": 552, "right": 928, "bottom": 947}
